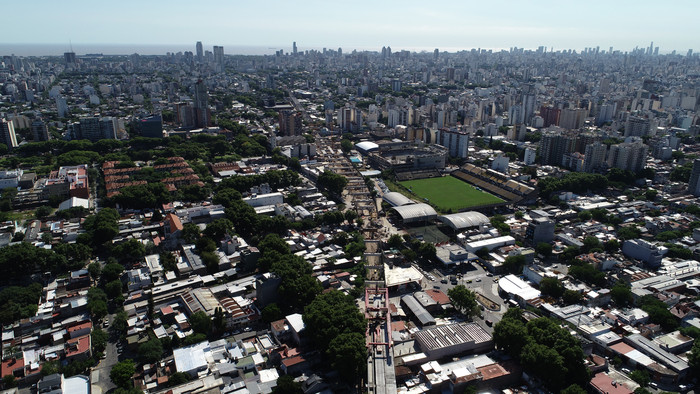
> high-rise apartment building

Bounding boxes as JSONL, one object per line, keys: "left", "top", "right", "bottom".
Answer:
{"left": 193, "top": 80, "right": 210, "bottom": 128}
{"left": 583, "top": 142, "right": 607, "bottom": 173}
{"left": 31, "top": 119, "right": 50, "bottom": 142}
{"left": 437, "top": 129, "right": 469, "bottom": 158}
{"left": 70, "top": 117, "right": 118, "bottom": 141}
{"left": 608, "top": 141, "right": 648, "bottom": 173}
{"left": 56, "top": 96, "right": 68, "bottom": 118}
{"left": 688, "top": 159, "right": 700, "bottom": 196}
{"left": 138, "top": 115, "right": 164, "bottom": 138}
{"left": 559, "top": 108, "right": 587, "bottom": 130}
{"left": 539, "top": 105, "right": 560, "bottom": 127}
{"left": 338, "top": 105, "right": 362, "bottom": 132}
{"left": 64, "top": 52, "right": 76, "bottom": 66}
{"left": 278, "top": 110, "right": 303, "bottom": 136}
{"left": 539, "top": 130, "right": 576, "bottom": 166}
{"left": 213, "top": 46, "right": 224, "bottom": 70}
{"left": 624, "top": 116, "right": 651, "bottom": 137}
{"left": 0, "top": 119, "right": 18, "bottom": 150}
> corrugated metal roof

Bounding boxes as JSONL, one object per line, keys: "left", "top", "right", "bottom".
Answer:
{"left": 392, "top": 203, "right": 438, "bottom": 221}
{"left": 401, "top": 295, "right": 435, "bottom": 326}
{"left": 439, "top": 211, "right": 489, "bottom": 230}
{"left": 383, "top": 192, "right": 415, "bottom": 207}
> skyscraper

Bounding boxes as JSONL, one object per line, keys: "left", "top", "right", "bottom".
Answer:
{"left": 689, "top": 159, "right": 700, "bottom": 196}
{"left": 0, "top": 119, "right": 18, "bottom": 150}
{"left": 213, "top": 46, "right": 224, "bottom": 71}
{"left": 194, "top": 80, "right": 210, "bottom": 128}
{"left": 196, "top": 41, "right": 203, "bottom": 62}
{"left": 293, "top": 41, "right": 297, "bottom": 55}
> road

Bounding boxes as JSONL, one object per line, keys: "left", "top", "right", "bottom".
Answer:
{"left": 91, "top": 314, "right": 118, "bottom": 394}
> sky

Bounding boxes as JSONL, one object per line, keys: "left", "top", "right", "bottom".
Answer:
{"left": 2, "top": 0, "right": 699, "bottom": 56}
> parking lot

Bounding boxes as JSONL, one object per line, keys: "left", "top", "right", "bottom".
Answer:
{"left": 400, "top": 259, "right": 508, "bottom": 334}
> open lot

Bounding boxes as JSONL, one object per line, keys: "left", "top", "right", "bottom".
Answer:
{"left": 399, "top": 176, "right": 504, "bottom": 212}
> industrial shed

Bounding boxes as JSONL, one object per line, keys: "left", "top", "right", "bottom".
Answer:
{"left": 392, "top": 203, "right": 438, "bottom": 224}
{"left": 439, "top": 211, "right": 489, "bottom": 231}
{"left": 383, "top": 192, "right": 415, "bottom": 207}
{"left": 401, "top": 295, "right": 436, "bottom": 327}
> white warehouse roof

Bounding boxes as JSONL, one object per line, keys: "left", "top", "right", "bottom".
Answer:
{"left": 392, "top": 203, "right": 438, "bottom": 223}
{"left": 498, "top": 274, "right": 540, "bottom": 301}
{"left": 355, "top": 141, "right": 379, "bottom": 152}
{"left": 383, "top": 192, "right": 415, "bottom": 207}
{"left": 439, "top": 212, "right": 489, "bottom": 230}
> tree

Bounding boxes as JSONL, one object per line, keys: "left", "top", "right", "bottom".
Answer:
{"left": 493, "top": 316, "right": 530, "bottom": 357}
{"left": 629, "top": 370, "right": 650, "bottom": 387}
{"left": 87, "top": 262, "right": 101, "bottom": 280}
{"left": 327, "top": 332, "right": 367, "bottom": 382}
{"left": 539, "top": 277, "right": 564, "bottom": 298}
{"left": 181, "top": 223, "right": 201, "bottom": 243}
{"left": 611, "top": 282, "right": 633, "bottom": 307}
{"left": 112, "top": 239, "right": 146, "bottom": 263}
{"left": 188, "top": 311, "right": 211, "bottom": 335}
{"left": 102, "top": 262, "right": 124, "bottom": 282}
{"left": 155, "top": 252, "right": 174, "bottom": 272}
{"left": 604, "top": 239, "right": 620, "bottom": 253}
{"left": 448, "top": 285, "right": 479, "bottom": 317}
{"left": 535, "top": 242, "right": 553, "bottom": 257}
{"left": 317, "top": 171, "right": 348, "bottom": 196}
{"left": 303, "top": 290, "right": 366, "bottom": 350}
{"left": 561, "top": 384, "right": 587, "bottom": 394}
{"left": 258, "top": 234, "right": 290, "bottom": 256}
{"left": 41, "top": 360, "right": 59, "bottom": 376}
{"left": 203, "top": 218, "right": 234, "bottom": 240}
{"left": 87, "top": 287, "right": 108, "bottom": 320}
{"left": 272, "top": 375, "right": 303, "bottom": 394}
{"left": 688, "top": 338, "right": 700, "bottom": 374}
{"left": 340, "top": 139, "right": 353, "bottom": 154}
{"left": 168, "top": 372, "right": 190, "bottom": 387}
{"left": 105, "top": 280, "right": 123, "bottom": 298}
{"left": 91, "top": 328, "right": 108, "bottom": 353}
{"left": 110, "top": 360, "right": 136, "bottom": 388}
{"left": 35, "top": 205, "right": 52, "bottom": 219}
{"left": 138, "top": 338, "right": 164, "bottom": 363}
{"left": 387, "top": 234, "right": 404, "bottom": 249}
{"left": 503, "top": 254, "right": 525, "bottom": 274}
{"left": 262, "top": 303, "right": 283, "bottom": 323}
{"left": 562, "top": 290, "right": 583, "bottom": 305}
{"left": 2, "top": 375, "right": 16, "bottom": 388}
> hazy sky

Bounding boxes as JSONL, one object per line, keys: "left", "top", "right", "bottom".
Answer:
{"left": 2, "top": 0, "right": 699, "bottom": 55}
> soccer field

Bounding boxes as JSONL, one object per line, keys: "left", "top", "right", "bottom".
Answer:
{"left": 399, "top": 176, "right": 504, "bottom": 212}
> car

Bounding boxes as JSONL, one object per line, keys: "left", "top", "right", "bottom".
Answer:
{"left": 486, "top": 273, "right": 493, "bottom": 277}
{"left": 485, "top": 319, "right": 493, "bottom": 326}
{"left": 433, "top": 285, "right": 441, "bottom": 290}
{"left": 467, "top": 279, "right": 472, "bottom": 283}
{"left": 440, "top": 278, "right": 448, "bottom": 284}
{"left": 475, "top": 278, "right": 481, "bottom": 282}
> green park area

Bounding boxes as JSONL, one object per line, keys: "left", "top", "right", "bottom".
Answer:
{"left": 398, "top": 176, "right": 503, "bottom": 212}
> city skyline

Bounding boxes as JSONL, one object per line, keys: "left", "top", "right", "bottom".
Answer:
{"left": 1, "top": 0, "right": 699, "bottom": 56}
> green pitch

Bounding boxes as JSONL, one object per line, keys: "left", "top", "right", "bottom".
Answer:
{"left": 399, "top": 176, "right": 504, "bottom": 212}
